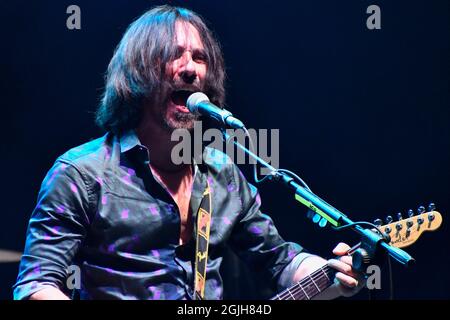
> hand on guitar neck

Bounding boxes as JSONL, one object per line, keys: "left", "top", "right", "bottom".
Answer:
{"left": 292, "top": 243, "right": 365, "bottom": 300}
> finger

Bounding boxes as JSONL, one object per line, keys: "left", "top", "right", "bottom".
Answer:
{"left": 328, "top": 259, "right": 358, "bottom": 279}
{"left": 338, "top": 255, "right": 353, "bottom": 266}
{"left": 335, "top": 271, "right": 359, "bottom": 288}
{"left": 329, "top": 259, "right": 367, "bottom": 289}
{"left": 334, "top": 273, "right": 363, "bottom": 297}
{"left": 332, "top": 242, "right": 351, "bottom": 256}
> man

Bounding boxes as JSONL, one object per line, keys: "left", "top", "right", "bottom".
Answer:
{"left": 14, "top": 5, "right": 363, "bottom": 300}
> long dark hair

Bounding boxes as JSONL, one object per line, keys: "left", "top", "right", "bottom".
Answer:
{"left": 95, "top": 5, "right": 225, "bottom": 134}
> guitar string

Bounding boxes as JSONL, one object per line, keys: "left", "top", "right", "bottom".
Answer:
{"left": 277, "top": 268, "right": 332, "bottom": 300}
{"left": 275, "top": 267, "right": 327, "bottom": 300}
{"left": 288, "top": 267, "right": 334, "bottom": 300}
{"left": 293, "top": 273, "right": 333, "bottom": 300}
{"left": 275, "top": 264, "right": 335, "bottom": 300}
{"left": 288, "top": 267, "right": 333, "bottom": 300}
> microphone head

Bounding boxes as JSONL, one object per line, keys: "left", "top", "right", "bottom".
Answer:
{"left": 186, "top": 92, "right": 209, "bottom": 114}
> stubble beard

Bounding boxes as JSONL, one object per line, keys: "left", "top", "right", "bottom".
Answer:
{"left": 150, "top": 95, "right": 199, "bottom": 133}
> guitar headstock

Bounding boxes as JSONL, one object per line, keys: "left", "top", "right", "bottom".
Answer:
{"left": 374, "top": 203, "right": 443, "bottom": 248}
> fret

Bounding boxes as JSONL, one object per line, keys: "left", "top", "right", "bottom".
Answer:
{"left": 298, "top": 283, "right": 310, "bottom": 300}
{"left": 320, "top": 266, "right": 330, "bottom": 281}
{"left": 272, "top": 263, "right": 336, "bottom": 300}
{"left": 308, "top": 274, "right": 321, "bottom": 293}
{"left": 287, "top": 288, "right": 295, "bottom": 300}
{"left": 304, "top": 283, "right": 317, "bottom": 299}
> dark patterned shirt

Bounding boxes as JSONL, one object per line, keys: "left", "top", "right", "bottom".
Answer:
{"left": 13, "top": 131, "right": 306, "bottom": 300}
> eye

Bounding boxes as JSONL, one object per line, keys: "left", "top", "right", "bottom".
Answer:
{"left": 193, "top": 51, "right": 207, "bottom": 64}
{"left": 174, "top": 46, "right": 184, "bottom": 59}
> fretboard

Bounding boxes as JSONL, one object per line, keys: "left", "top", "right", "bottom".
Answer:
{"left": 271, "top": 264, "right": 336, "bottom": 300}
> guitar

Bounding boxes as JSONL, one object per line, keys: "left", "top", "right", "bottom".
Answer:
{"left": 271, "top": 206, "right": 443, "bottom": 300}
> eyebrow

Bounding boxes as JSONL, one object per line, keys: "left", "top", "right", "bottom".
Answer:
{"left": 176, "top": 45, "right": 207, "bottom": 57}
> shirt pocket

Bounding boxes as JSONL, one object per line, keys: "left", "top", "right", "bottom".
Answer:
{"left": 90, "top": 192, "right": 179, "bottom": 252}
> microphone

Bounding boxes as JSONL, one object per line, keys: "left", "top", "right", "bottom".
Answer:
{"left": 186, "top": 92, "right": 245, "bottom": 129}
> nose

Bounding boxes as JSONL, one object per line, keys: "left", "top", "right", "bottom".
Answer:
{"left": 178, "top": 52, "right": 197, "bottom": 84}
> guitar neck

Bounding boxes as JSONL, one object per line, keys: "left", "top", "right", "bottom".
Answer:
{"left": 270, "top": 209, "right": 443, "bottom": 300}
{"left": 271, "top": 264, "right": 336, "bottom": 300}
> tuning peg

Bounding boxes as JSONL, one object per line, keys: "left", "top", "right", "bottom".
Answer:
{"left": 406, "top": 228, "right": 411, "bottom": 238}
{"left": 406, "top": 220, "right": 414, "bottom": 228}
{"left": 428, "top": 212, "right": 435, "bottom": 222}
{"left": 418, "top": 206, "right": 426, "bottom": 214}
{"left": 385, "top": 215, "right": 393, "bottom": 224}
{"left": 319, "top": 217, "right": 328, "bottom": 228}
{"left": 374, "top": 219, "right": 383, "bottom": 226}
{"left": 428, "top": 203, "right": 436, "bottom": 212}
{"left": 417, "top": 216, "right": 424, "bottom": 225}
{"left": 407, "top": 209, "right": 415, "bottom": 218}
{"left": 396, "top": 212, "right": 403, "bottom": 221}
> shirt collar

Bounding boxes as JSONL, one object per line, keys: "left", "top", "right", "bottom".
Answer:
{"left": 119, "top": 129, "right": 206, "bottom": 172}
{"left": 119, "top": 130, "right": 143, "bottom": 153}
{"left": 119, "top": 130, "right": 150, "bottom": 164}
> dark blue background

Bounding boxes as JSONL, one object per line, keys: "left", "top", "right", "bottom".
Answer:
{"left": 0, "top": 0, "right": 448, "bottom": 299}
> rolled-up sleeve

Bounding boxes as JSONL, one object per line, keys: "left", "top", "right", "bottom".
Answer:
{"left": 13, "top": 160, "right": 91, "bottom": 300}
{"left": 228, "top": 166, "right": 307, "bottom": 291}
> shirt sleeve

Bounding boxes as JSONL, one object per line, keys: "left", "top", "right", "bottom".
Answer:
{"left": 277, "top": 252, "right": 316, "bottom": 290}
{"left": 13, "top": 160, "right": 92, "bottom": 300}
{"left": 228, "top": 165, "right": 308, "bottom": 292}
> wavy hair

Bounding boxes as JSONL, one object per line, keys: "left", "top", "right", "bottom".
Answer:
{"left": 95, "top": 5, "right": 225, "bottom": 134}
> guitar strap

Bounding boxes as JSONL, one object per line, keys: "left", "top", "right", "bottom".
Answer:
{"left": 193, "top": 179, "right": 212, "bottom": 300}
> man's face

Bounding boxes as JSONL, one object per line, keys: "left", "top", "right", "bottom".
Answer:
{"left": 155, "top": 21, "right": 208, "bottom": 131}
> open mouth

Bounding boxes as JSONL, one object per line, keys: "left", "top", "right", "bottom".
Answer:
{"left": 170, "top": 89, "right": 195, "bottom": 107}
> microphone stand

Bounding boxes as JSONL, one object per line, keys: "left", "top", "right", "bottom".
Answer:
{"left": 220, "top": 129, "right": 415, "bottom": 273}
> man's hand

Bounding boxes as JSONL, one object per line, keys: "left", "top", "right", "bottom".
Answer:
{"left": 327, "top": 242, "right": 366, "bottom": 298}
{"left": 293, "top": 242, "right": 365, "bottom": 300}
